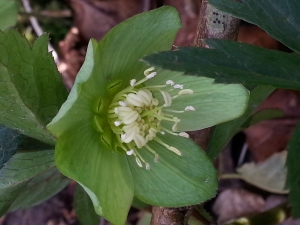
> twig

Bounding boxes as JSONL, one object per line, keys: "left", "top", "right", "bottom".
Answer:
{"left": 21, "top": 0, "right": 60, "bottom": 64}
{"left": 151, "top": 207, "right": 192, "bottom": 225}
{"left": 142, "top": 0, "right": 151, "bottom": 12}
{"left": 19, "top": 9, "right": 72, "bottom": 18}
{"left": 194, "top": 0, "right": 240, "bottom": 47}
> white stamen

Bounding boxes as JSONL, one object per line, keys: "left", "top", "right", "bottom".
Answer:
{"left": 144, "top": 67, "right": 155, "bottom": 76}
{"left": 137, "top": 90, "right": 152, "bottom": 105}
{"left": 148, "top": 127, "right": 157, "bottom": 137}
{"left": 178, "top": 89, "right": 193, "bottom": 95}
{"left": 185, "top": 106, "right": 195, "bottom": 111}
{"left": 160, "top": 131, "right": 165, "bottom": 135}
{"left": 134, "top": 134, "right": 146, "bottom": 148}
{"left": 146, "top": 72, "right": 157, "bottom": 79}
{"left": 123, "top": 122, "right": 138, "bottom": 131}
{"left": 151, "top": 98, "right": 159, "bottom": 106}
{"left": 145, "top": 163, "right": 151, "bottom": 170}
{"left": 160, "top": 90, "right": 172, "bottom": 107}
{"left": 119, "top": 101, "right": 127, "bottom": 106}
{"left": 172, "top": 122, "right": 179, "bottom": 131}
{"left": 121, "top": 134, "right": 127, "bottom": 141}
{"left": 168, "top": 146, "right": 182, "bottom": 156}
{"left": 114, "top": 121, "right": 121, "bottom": 126}
{"left": 166, "top": 80, "right": 175, "bottom": 86}
{"left": 174, "top": 117, "right": 181, "bottom": 123}
{"left": 123, "top": 111, "right": 140, "bottom": 125}
{"left": 126, "top": 93, "right": 144, "bottom": 107}
{"left": 154, "top": 154, "right": 159, "bottom": 162}
{"left": 174, "top": 84, "right": 183, "bottom": 89}
{"left": 130, "top": 79, "right": 136, "bottom": 86}
{"left": 179, "top": 132, "right": 189, "bottom": 138}
{"left": 114, "top": 108, "right": 119, "bottom": 114}
{"left": 136, "top": 158, "right": 143, "bottom": 167}
{"left": 126, "top": 149, "right": 134, "bottom": 155}
{"left": 123, "top": 129, "right": 136, "bottom": 143}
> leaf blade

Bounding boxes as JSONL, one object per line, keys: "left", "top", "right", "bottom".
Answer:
{"left": 142, "top": 40, "right": 300, "bottom": 90}
{"left": 74, "top": 184, "right": 100, "bottom": 225}
{"left": 0, "top": 149, "right": 56, "bottom": 216}
{"left": 0, "top": 124, "right": 25, "bottom": 167}
{"left": 0, "top": 30, "right": 68, "bottom": 144}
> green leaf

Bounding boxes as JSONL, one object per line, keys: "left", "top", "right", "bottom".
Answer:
{"left": 146, "top": 70, "right": 249, "bottom": 131}
{"left": 9, "top": 167, "right": 69, "bottom": 211}
{"left": 241, "top": 108, "right": 284, "bottom": 129}
{"left": 142, "top": 40, "right": 300, "bottom": 90}
{"left": 207, "top": 85, "right": 274, "bottom": 160}
{"left": 74, "top": 184, "right": 100, "bottom": 225}
{"left": 0, "top": 124, "right": 25, "bottom": 167}
{"left": 287, "top": 122, "right": 300, "bottom": 218}
{"left": 237, "top": 151, "right": 288, "bottom": 194}
{"left": 0, "top": 30, "right": 68, "bottom": 144}
{"left": 208, "top": 0, "right": 300, "bottom": 53}
{"left": 0, "top": 149, "right": 56, "bottom": 216}
{"left": 0, "top": 1, "right": 18, "bottom": 30}
{"left": 129, "top": 134, "right": 218, "bottom": 206}
{"left": 55, "top": 127, "right": 134, "bottom": 225}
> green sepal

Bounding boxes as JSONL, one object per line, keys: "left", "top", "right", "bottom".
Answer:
{"left": 129, "top": 134, "right": 218, "bottom": 206}
{"left": 55, "top": 126, "right": 134, "bottom": 225}
{"left": 147, "top": 70, "right": 249, "bottom": 131}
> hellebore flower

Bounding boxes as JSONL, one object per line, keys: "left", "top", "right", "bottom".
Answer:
{"left": 47, "top": 6, "right": 249, "bottom": 225}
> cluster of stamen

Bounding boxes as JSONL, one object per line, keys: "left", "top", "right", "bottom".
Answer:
{"left": 107, "top": 67, "right": 195, "bottom": 170}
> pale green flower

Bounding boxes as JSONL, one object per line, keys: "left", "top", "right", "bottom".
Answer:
{"left": 47, "top": 6, "right": 249, "bottom": 225}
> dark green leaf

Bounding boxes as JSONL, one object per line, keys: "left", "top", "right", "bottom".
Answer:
{"left": 208, "top": 0, "right": 300, "bottom": 53}
{"left": 0, "top": 30, "right": 68, "bottom": 144}
{"left": 241, "top": 108, "right": 284, "bottom": 129}
{"left": 74, "top": 184, "right": 100, "bottom": 225}
{"left": 0, "top": 1, "right": 17, "bottom": 30}
{"left": 9, "top": 167, "right": 69, "bottom": 211}
{"left": 142, "top": 40, "right": 300, "bottom": 90}
{"left": 287, "top": 122, "right": 300, "bottom": 217}
{"left": 0, "top": 124, "right": 25, "bottom": 167}
{"left": 207, "top": 86, "right": 274, "bottom": 160}
{"left": 0, "top": 149, "right": 56, "bottom": 216}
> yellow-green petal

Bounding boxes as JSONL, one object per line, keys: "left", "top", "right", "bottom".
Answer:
{"left": 128, "top": 134, "right": 218, "bottom": 206}
{"left": 92, "top": 6, "right": 182, "bottom": 90}
{"left": 147, "top": 70, "right": 249, "bottom": 131}
{"left": 55, "top": 127, "right": 134, "bottom": 225}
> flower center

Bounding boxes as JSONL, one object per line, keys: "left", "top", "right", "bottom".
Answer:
{"left": 106, "top": 67, "right": 195, "bottom": 170}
